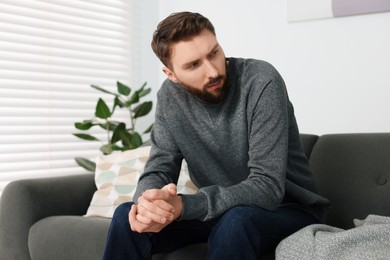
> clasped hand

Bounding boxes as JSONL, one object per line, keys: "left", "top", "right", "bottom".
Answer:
{"left": 129, "top": 183, "right": 182, "bottom": 233}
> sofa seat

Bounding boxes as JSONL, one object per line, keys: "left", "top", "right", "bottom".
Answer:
{"left": 29, "top": 216, "right": 110, "bottom": 260}
{"left": 29, "top": 215, "right": 273, "bottom": 260}
{"left": 28, "top": 216, "right": 214, "bottom": 260}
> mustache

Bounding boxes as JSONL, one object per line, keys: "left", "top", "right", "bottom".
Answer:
{"left": 204, "top": 75, "right": 224, "bottom": 88}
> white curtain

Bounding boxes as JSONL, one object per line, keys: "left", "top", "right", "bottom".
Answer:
{"left": 0, "top": 0, "right": 133, "bottom": 195}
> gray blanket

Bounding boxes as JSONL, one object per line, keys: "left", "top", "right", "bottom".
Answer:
{"left": 275, "top": 215, "right": 390, "bottom": 260}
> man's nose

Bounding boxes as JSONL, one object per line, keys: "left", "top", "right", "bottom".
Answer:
{"left": 204, "top": 61, "right": 218, "bottom": 79}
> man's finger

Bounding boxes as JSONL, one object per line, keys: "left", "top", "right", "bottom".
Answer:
{"left": 138, "top": 196, "right": 175, "bottom": 214}
{"left": 137, "top": 203, "right": 173, "bottom": 224}
{"left": 129, "top": 204, "right": 139, "bottom": 232}
{"left": 129, "top": 204, "right": 154, "bottom": 232}
{"left": 135, "top": 211, "right": 154, "bottom": 225}
{"left": 162, "top": 183, "right": 177, "bottom": 195}
{"left": 142, "top": 188, "right": 171, "bottom": 200}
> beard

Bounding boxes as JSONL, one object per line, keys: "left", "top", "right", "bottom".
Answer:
{"left": 178, "top": 61, "right": 230, "bottom": 104}
{"left": 179, "top": 75, "right": 229, "bottom": 104}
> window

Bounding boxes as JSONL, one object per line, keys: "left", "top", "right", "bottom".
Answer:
{"left": 0, "top": 0, "right": 133, "bottom": 195}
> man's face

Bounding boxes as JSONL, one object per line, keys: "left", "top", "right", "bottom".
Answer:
{"left": 163, "top": 29, "right": 228, "bottom": 103}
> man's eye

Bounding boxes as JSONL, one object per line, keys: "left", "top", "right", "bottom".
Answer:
{"left": 189, "top": 62, "right": 198, "bottom": 69}
{"left": 210, "top": 49, "right": 218, "bottom": 58}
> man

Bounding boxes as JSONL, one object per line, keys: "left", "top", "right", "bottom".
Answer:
{"left": 103, "top": 12, "right": 329, "bottom": 260}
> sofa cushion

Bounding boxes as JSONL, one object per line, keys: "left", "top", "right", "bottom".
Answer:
{"left": 29, "top": 216, "right": 110, "bottom": 260}
{"left": 309, "top": 133, "right": 390, "bottom": 229}
{"left": 86, "top": 146, "right": 198, "bottom": 218}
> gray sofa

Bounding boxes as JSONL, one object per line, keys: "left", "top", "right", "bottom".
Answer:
{"left": 1, "top": 133, "right": 390, "bottom": 260}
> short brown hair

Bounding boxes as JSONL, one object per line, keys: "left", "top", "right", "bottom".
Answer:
{"left": 151, "top": 12, "right": 215, "bottom": 68}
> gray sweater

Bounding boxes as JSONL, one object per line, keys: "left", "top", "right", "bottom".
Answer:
{"left": 134, "top": 58, "right": 329, "bottom": 222}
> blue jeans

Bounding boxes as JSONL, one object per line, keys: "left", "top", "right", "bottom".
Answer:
{"left": 103, "top": 202, "right": 318, "bottom": 260}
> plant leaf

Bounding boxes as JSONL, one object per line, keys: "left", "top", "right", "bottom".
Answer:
{"left": 114, "top": 96, "right": 124, "bottom": 109}
{"left": 117, "top": 81, "right": 131, "bottom": 96}
{"left": 95, "top": 98, "right": 112, "bottom": 119}
{"left": 133, "top": 101, "right": 153, "bottom": 118}
{"left": 131, "top": 132, "right": 143, "bottom": 148}
{"left": 109, "top": 121, "right": 120, "bottom": 131}
{"left": 126, "top": 91, "right": 140, "bottom": 106}
{"left": 112, "top": 144, "right": 125, "bottom": 151}
{"left": 98, "top": 122, "right": 109, "bottom": 130}
{"left": 100, "top": 144, "right": 112, "bottom": 155}
{"left": 73, "top": 133, "right": 99, "bottom": 141}
{"left": 75, "top": 157, "right": 96, "bottom": 172}
{"left": 91, "top": 84, "right": 117, "bottom": 96}
{"left": 138, "top": 88, "right": 151, "bottom": 98}
{"left": 120, "top": 132, "right": 133, "bottom": 148}
{"left": 111, "top": 122, "right": 126, "bottom": 144}
{"left": 75, "top": 120, "right": 94, "bottom": 130}
{"left": 143, "top": 123, "right": 154, "bottom": 134}
{"left": 99, "top": 121, "right": 119, "bottom": 131}
{"left": 137, "top": 82, "right": 147, "bottom": 92}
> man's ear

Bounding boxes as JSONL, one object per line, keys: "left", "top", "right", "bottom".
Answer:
{"left": 162, "top": 67, "right": 178, "bottom": 83}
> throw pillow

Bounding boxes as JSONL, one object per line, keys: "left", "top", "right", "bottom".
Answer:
{"left": 85, "top": 146, "right": 198, "bottom": 218}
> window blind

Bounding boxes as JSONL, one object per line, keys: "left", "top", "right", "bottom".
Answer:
{"left": 0, "top": 0, "right": 133, "bottom": 195}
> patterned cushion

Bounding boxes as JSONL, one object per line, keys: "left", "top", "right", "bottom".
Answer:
{"left": 85, "top": 146, "right": 198, "bottom": 218}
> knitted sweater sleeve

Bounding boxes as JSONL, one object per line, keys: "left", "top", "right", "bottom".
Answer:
{"left": 132, "top": 90, "right": 184, "bottom": 204}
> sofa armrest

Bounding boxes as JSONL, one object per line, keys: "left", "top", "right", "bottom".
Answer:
{"left": 0, "top": 173, "right": 96, "bottom": 260}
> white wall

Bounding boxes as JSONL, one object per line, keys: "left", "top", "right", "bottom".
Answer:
{"left": 130, "top": 1, "right": 160, "bottom": 135}
{"left": 139, "top": 0, "right": 390, "bottom": 135}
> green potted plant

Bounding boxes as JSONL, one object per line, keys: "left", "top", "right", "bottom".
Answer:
{"left": 73, "top": 81, "right": 153, "bottom": 172}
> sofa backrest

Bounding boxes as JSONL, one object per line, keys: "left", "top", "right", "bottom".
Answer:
{"left": 309, "top": 133, "right": 390, "bottom": 229}
{"left": 300, "top": 134, "right": 319, "bottom": 159}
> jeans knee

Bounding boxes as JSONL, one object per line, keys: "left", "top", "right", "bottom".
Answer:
{"left": 226, "top": 206, "right": 261, "bottom": 225}
{"left": 214, "top": 206, "right": 263, "bottom": 237}
{"left": 207, "top": 206, "right": 266, "bottom": 259}
{"left": 112, "top": 202, "right": 133, "bottom": 225}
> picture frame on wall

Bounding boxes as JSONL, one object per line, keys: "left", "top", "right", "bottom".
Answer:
{"left": 287, "top": 0, "right": 390, "bottom": 22}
